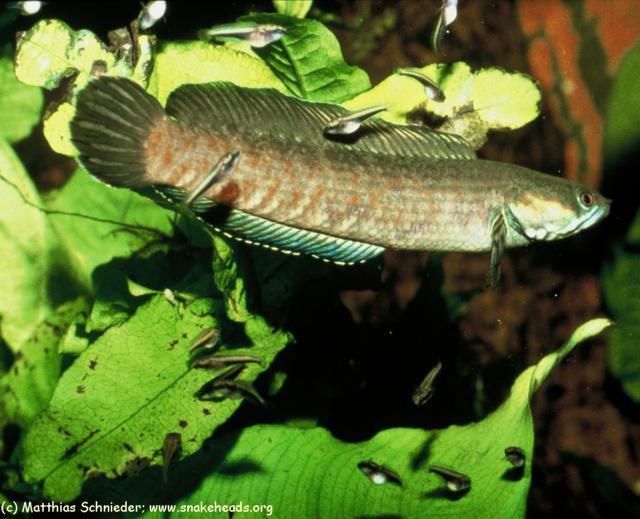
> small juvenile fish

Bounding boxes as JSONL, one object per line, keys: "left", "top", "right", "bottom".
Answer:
{"left": 397, "top": 68, "right": 445, "bottom": 102}
{"left": 71, "top": 77, "right": 610, "bottom": 282}
{"left": 185, "top": 151, "right": 239, "bottom": 207}
{"left": 323, "top": 105, "right": 387, "bottom": 137}
{"left": 107, "top": 27, "right": 134, "bottom": 66}
{"left": 162, "top": 432, "right": 181, "bottom": 483}
{"left": 412, "top": 361, "right": 442, "bottom": 406}
{"left": 196, "top": 365, "right": 265, "bottom": 405}
{"left": 11, "top": 1, "right": 44, "bottom": 16}
{"left": 431, "top": 0, "right": 458, "bottom": 51}
{"left": 192, "top": 354, "right": 263, "bottom": 370}
{"left": 199, "top": 380, "right": 266, "bottom": 405}
{"left": 138, "top": 0, "right": 167, "bottom": 31}
{"left": 357, "top": 460, "right": 402, "bottom": 486}
{"left": 504, "top": 446, "right": 525, "bottom": 468}
{"left": 188, "top": 327, "right": 220, "bottom": 353}
{"left": 199, "top": 23, "right": 286, "bottom": 48}
{"left": 163, "top": 288, "right": 187, "bottom": 306}
{"left": 429, "top": 465, "right": 471, "bottom": 492}
{"left": 90, "top": 60, "right": 108, "bottom": 77}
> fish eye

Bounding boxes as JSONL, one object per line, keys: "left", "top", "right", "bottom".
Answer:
{"left": 579, "top": 192, "right": 593, "bottom": 208}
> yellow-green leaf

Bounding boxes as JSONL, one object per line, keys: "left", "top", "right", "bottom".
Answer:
{"left": 0, "top": 137, "right": 57, "bottom": 351}
{"left": 273, "top": 0, "right": 313, "bottom": 18}
{"left": 344, "top": 62, "right": 541, "bottom": 149}
{"left": 148, "top": 41, "right": 287, "bottom": 105}
{"left": 23, "top": 295, "right": 290, "bottom": 501}
{"left": 14, "top": 19, "right": 153, "bottom": 156}
{"left": 0, "top": 55, "right": 43, "bottom": 143}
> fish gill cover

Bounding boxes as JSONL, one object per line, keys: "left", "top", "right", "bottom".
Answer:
{"left": 0, "top": 1, "right": 618, "bottom": 517}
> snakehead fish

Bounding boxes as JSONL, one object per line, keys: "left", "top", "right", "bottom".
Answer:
{"left": 70, "top": 77, "right": 610, "bottom": 284}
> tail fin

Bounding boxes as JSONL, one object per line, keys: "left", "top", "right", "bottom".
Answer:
{"left": 70, "top": 76, "right": 165, "bottom": 188}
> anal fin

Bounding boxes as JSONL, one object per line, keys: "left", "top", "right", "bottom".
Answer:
{"left": 213, "top": 210, "right": 384, "bottom": 264}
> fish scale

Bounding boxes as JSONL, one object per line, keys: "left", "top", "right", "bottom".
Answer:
{"left": 148, "top": 119, "right": 517, "bottom": 251}
{"left": 70, "top": 76, "right": 610, "bottom": 276}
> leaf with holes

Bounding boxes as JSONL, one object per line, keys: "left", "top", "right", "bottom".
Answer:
{"left": 344, "top": 62, "right": 541, "bottom": 150}
{"left": 22, "top": 294, "right": 290, "bottom": 501}
{"left": 14, "top": 19, "right": 153, "bottom": 156}
{"left": 161, "top": 319, "right": 610, "bottom": 517}
{"left": 1, "top": 298, "right": 89, "bottom": 428}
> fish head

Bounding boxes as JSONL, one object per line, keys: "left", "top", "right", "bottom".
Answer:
{"left": 505, "top": 178, "right": 611, "bottom": 242}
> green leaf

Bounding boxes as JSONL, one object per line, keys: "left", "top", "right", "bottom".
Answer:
{"left": 273, "top": 0, "right": 313, "bottom": 18}
{"left": 603, "top": 42, "right": 640, "bottom": 169}
{"left": 0, "top": 54, "right": 43, "bottom": 143}
{"left": 15, "top": 19, "right": 129, "bottom": 90}
{"left": 45, "top": 168, "right": 174, "bottom": 292}
{"left": 0, "top": 137, "right": 57, "bottom": 351}
{"left": 85, "top": 263, "right": 149, "bottom": 333}
{"left": 0, "top": 298, "right": 88, "bottom": 428}
{"left": 149, "top": 41, "right": 288, "bottom": 105}
{"left": 169, "top": 319, "right": 610, "bottom": 518}
{"left": 23, "top": 294, "right": 290, "bottom": 501}
{"left": 344, "top": 63, "right": 541, "bottom": 149}
{"left": 210, "top": 236, "right": 250, "bottom": 323}
{"left": 14, "top": 18, "right": 154, "bottom": 155}
{"left": 14, "top": 19, "right": 286, "bottom": 155}
{"left": 240, "top": 13, "right": 371, "bottom": 102}
{"left": 603, "top": 212, "right": 640, "bottom": 401}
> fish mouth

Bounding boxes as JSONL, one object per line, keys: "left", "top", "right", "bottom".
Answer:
{"left": 551, "top": 203, "right": 610, "bottom": 239}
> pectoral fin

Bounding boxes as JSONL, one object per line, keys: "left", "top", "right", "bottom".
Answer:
{"left": 487, "top": 208, "right": 507, "bottom": 289}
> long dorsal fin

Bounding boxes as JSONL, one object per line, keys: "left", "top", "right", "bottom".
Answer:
{"left": 165, "top": 82, "right": 476, "bottom": 161}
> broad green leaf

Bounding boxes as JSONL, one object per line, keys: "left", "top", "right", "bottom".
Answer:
{"left": 1, "top": 298, "right": 88, "bottom": 428}
{"left": 603, "top": 42, "right": 640, "bottom": 169}
{"left": 0, "top": 137, "right": 57, "bottom": 351}
{"left": 45, "top": 168, "right": 174, "bottom": 291}
{"left": 273, "top": 0, "right": 312, "bottom": 18}
{"left": 240, "top": 13, "right": 371, "bottom": 102}
{"left": 0, "top": 55, "right": 43, "bottom": 143}
{"left": 15, "top": 19, "right": 128, "bottom": 90}
{"left": 344, "top": 63, "right": 541, "bottom": 149}
{"left": 173, "top": 211, "right": 252, "bottom": 323}
{"left": 603, "top": 212, "right": 640, "bottom": 401}
{"left": 85, "top": 251, "right": 214, "bottom": 334}
{"left": 14, "top": 18, "right": 153, "bottom": 156}
{"left": 471, "top": 68, "right": 541, "bottom": 129}
{"left": 57, "top": 320, "right": 90, "bottom": 355}
{"left": 85, "top": 263, "right": 150, "bottom": 333}
{"left": 168, "top": 319, "right": 610, "bottom": 518}
{"left": 15, "top": 19, "right": 286, "bottom": 155}
{"left": 149, "top": 41, "right": 288, "bottom": 105}
{"left": 211, "top": 233, "right": 250, "bottom": 323}
{"left": 23, "top": 294, "right": 291, "bottom": 501}
{"left": 342, "top": 65, "right": 444, "bottom": 124}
